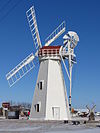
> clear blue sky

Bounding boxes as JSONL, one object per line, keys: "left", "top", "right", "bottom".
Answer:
{"left": 0, "top": 0, "right": 100, "bottom": 111}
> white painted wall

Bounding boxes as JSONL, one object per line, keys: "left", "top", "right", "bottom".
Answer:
{"left": 45, "top": 60, "right": 69, "bottom": 120}
{"left": 30, "top": 59, "right": 70, "bottom": 120}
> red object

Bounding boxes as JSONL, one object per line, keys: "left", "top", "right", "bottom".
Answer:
{"left": 40, "top": 46, "right": 61, "bottom": 50}
{"left": 39, "top": 46, "right": 61, "bottom": 56}
{"left": 2, "top": 102, "right": 10, "bottom": 108}
{"left": 28, "top": 111, "right": 30, "bottom": 116}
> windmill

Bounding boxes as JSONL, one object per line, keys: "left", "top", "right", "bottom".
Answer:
{"left": 86, "top": 105, "right": 96, "bottom": 121}
{"left": 6, "top": 5, "right": 79, "bottom": 120}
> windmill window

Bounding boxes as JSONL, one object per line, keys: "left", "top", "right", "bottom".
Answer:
{"left": 38, "top": 80, "right": 44, "bottom": 90}
{"left": 34, "top": 104, "right": 39, "bottom": 112}
{"left": 40, "top": 82, "right": 42, "bottom": 90}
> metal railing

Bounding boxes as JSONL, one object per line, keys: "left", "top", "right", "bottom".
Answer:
{"left": 39, "top": 49, "right": 60, "bottom": 57}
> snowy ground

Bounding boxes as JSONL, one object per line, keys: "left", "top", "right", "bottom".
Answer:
{"left": 0, "top": 118, "right": 100, "bottom": 133}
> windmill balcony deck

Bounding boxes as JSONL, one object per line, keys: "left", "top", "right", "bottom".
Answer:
{"left": 38, "top": 46, "right": 61, "bottom": 60}
{"left": 38, "top": 46, "right": 73, "bottom": 61}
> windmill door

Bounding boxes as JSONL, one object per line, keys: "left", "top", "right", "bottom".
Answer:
{"left": 53, "top": 107, "right": 60, "bottom": 120}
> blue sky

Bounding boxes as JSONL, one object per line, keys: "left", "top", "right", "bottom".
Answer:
{"left": 0, "top": 0, "right": 100, "bottom": 111}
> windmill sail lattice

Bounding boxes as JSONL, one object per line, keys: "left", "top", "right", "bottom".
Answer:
{"left": 26, "top": 6, "right": 42, "bottom": 49}
{"left": 6, "top": 53, "right": 35, "bottom": 87}
{"left": 45, "top": 21, "right": 65, "bottom": 46}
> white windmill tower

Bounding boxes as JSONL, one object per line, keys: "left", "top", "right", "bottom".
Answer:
{"left": 6, "top": 5, "right": 79, "bottom": 120}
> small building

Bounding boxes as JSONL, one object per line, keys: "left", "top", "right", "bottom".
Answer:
{"left": 2, "top": 102, "right": 10, "bottom": 117}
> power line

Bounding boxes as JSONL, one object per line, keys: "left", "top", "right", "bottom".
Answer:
{"left": 0, "top": 0, "right": 22, "bottom": 24}
{"left": 0, "top": 0, "right": 12, "bottom": 12}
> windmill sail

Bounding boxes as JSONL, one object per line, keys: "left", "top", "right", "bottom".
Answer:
{"left": 6, "top": 53, "right": 35, "bottom": 87}
{"left": 45, "top": 21, "right": 66, "bottom": 46}
{"left": 26, "top": 6, "right": 42, "bottom": 49}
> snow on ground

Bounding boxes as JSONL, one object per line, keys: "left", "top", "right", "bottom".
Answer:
{"left": 47, "top": 128, "right": 100, "bottom": 133}
{"left": 0, "top": 119, "right": 100, "bottom": 133}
